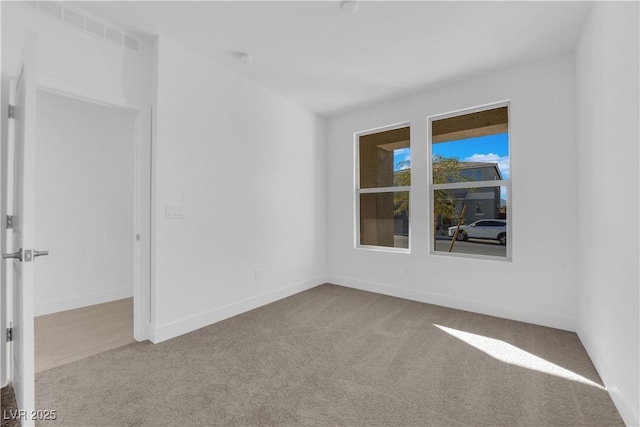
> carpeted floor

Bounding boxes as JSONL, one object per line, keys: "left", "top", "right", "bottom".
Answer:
{"left": 1, "top": 383, "right": 21, "bottom": 427}
{"left": 35, "top": 284, "right": 623, "bottom": 426}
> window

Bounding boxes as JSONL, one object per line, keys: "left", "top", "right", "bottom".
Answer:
{"left": 429, "top": 104, "right": 510, "bottom": 258}
{"left": 357, "top": 125, "right": 410, "bottom": 250}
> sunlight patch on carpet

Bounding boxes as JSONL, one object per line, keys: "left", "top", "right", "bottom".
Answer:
{"left": 433, "top": 324, "right": 604, "bottom": 389}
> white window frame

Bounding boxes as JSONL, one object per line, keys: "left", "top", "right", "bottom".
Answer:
{"left": 354, "top": 122, "right": 411, "bottom": 253}
{"left": 427, "top": 101, "right": 512, "bottom": 261}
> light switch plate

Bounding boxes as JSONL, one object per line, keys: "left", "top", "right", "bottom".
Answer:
{"left": 166, "top": 204, "right": 185, "bottom": 219}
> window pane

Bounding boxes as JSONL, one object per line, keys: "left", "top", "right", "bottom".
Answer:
{"left": 432, "top": 107, "right": 509, "bottom": 184}
{"left": 433, "top": 186, "right": 507, "bottom": 257}
{"left": 360, "top": 191, "right": 409, "bottom": 249}
{"left": 432, "top": 135, "right": 508, "bottom": 183}
{"left": 360, "top": 126, "right": 410, "bottom": 189}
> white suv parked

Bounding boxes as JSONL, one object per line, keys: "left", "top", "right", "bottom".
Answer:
{"left": 448, "top": 219, "right": 507, "bottom": 245}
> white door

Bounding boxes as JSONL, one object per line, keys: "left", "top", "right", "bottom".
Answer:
{"left": 3, "top": 34, "right": 42, "bottom": 427}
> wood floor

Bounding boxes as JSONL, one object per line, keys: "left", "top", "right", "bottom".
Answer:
{"left": 35, "top": 298, "right": 134, "bottom": 373}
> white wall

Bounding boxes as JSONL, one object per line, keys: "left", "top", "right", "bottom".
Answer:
{"left": 1, "top": 2, "right": 153, "bottom": 338}
{"left": 576, "top": 3, "right": 640, "bottom": 426}
{"left": 2, "top": 5, "right": 636, "bottom": 422}
{"left": 34, "top": 90, "right": 135, "bottom": 315}
{"left": 327, "top": 54, "right": 578, "bottom": 331}
{"left": 0, "top": 2, "right": 152, "bottom": 108}
{"left": 151, "top": 37, "right": 327, "bottom": 342}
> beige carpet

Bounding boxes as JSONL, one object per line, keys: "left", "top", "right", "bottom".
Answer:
{"left": 35, "top": 284, "right": 623, "bottom": 426}
{"left": 1, "top": 384, "right": 21, "bottom": 427}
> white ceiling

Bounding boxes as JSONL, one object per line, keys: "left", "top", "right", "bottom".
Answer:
{"left": 74, "top": 1, "right": 592, "bottom": 117}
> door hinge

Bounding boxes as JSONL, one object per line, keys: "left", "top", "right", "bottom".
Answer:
{"left": 6, "top": 215, "right": 13, "bottom": 229}
{"left": 6, "top": 327, "right": 12, "bottom": 342}
{"left": 8, "top": 104, "right": 15, "bottom": 119}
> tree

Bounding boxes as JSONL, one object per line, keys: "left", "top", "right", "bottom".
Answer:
{"left": 392, "top": 156, "right": 469, "bottom": 220}
{"left": 432, "top": 155, "right": 468, "bottom": 222}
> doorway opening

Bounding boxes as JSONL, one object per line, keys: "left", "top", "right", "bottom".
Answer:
{"left": 33, "top": 89, "right": 137, "bottom": 372}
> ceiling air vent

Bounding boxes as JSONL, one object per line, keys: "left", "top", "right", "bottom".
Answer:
{"left": 104, "top": 27, "right": 123, "bottom": 45}
{"left": 85, "top": 18, "right": 105, "bottom": 38}
{"left": 123, "top": 35, "right": 140, "bottom": 53}
{"left": 39, "top": 1, "right": 62, "bottom": 19}
{"left": 63, "top": 7, "right": 84, "bottom": 29}
{"left": 25, "top": 1, "right": 142, "bottom": 55}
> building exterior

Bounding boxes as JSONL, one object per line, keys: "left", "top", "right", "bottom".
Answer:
{"left": 435, "top": 161, "right": 505, "bottom": 233}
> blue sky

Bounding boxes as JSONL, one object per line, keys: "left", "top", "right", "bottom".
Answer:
{"left": 393, "top": 133, "right": 509, "bottom": 179}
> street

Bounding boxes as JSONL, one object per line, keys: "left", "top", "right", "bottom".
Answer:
{"left": 434, "top": 236, "right": 507, "bottom": 257}
{"left": 392, "top": 235, "right": 507, "bottom": 257}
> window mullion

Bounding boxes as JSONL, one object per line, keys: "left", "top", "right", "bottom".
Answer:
{"left": 359, "top": 186, "right": 410, "bottom": 194}
{"left": 432, "top": 180, "right": 509, "bottom": 191}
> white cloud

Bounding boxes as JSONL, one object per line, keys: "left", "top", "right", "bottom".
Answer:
{"left": 396, "top": 158, "right": 410, "bottom": 170}
{"left": 463, "top": 153, "right": 510, "bottom": 179}
{"left": 394, "top": 148, "right": 411, "bottom": 170}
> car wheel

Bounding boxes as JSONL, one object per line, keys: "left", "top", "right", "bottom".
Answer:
{"left": 457, "top": 231, "right": 467, "bottom": 241}
{"left": 498, "top": 233, "right": 506, "bottom": 245}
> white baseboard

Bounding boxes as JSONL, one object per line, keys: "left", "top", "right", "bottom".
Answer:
{"left": 150, "top": 275, "right": 327, "bottom": 344}
{"left": 577, "top": 328, "right": 639, "bottom": 427}
{"left": 328, "top": 275, "right": 577, "bottom": 332}
{"left": 34, "top": 287, "right": 133, "bottom": 316}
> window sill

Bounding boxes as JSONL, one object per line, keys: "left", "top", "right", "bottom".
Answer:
{"left": 356, "top": 245, "right": 411, "bottom": 254}
{"left": 429, "top": 250, "right": 512, "bottom": 262}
